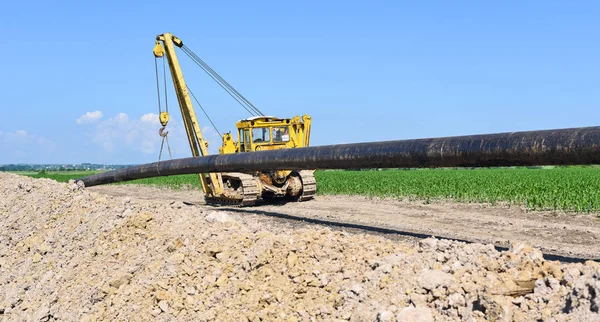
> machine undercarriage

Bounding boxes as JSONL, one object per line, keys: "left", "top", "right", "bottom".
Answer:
{"left": 206, "top": 170, "right": 316, "bottom": 206}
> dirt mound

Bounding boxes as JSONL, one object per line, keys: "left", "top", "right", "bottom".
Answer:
{"left": 1, "top": 172, "right": 600, "bottom": 321}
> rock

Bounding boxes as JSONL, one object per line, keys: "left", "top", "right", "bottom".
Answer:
{"left": 306, "top": 276, "right": 321, "bottom": 287}
{"left": 534, "top": 277, "right": 560, "bottom": 296}
{"left": 180, "top": 263, "right": 196, "bottom": 276}
{"left": 120, "top": 208, "right": 132, "bottom": 218}
{"left": 478, "top": 294, "right": 513, "bottom": 321}
{"left": 564, "top": 267, "right": 581, "bottom": 284}
{"left": 205, "top": 211, "right": 234, "bottom": 223}
{"left": 377, "top": 310, "right": 394, "bottom": 322}
{"left": 151, "top": 308, "right": 161, "bottom": 316}
{"left": 396, "top": 307, "right": 434, "bottom": 322}
{"left": 351, "top": 283, "right": 363, "bottom": 295}
{"left": 33, "top": 302, "right": 51, "bottom": 321}
{"left": 109, "top": 274, "right": 132, "bottom": 289}
{"left": 158, "top": 300, "right": 169, "bottom": 313}
{"left": 436, "top": 239, "right": 451, "bottom": 252}
{"left": 417, "top": 269, "right": 453, "bottom": 290}
{"left": 564, "top": 275, "right": 600, "bottom": 314}
{"left": 69, "top": 181, "right": 80, "bottom": 191}
{"left": 448, "top": 293, "right": 465, "bottom": 308}
{"left": 169, "top": 253, "right": 185, "bottom": 264}
{"left": 420, "top": 238, "right": 438, "bottom": 250}
{"left": 287, "top": 252, "right": 298, "bottom": 268}
{"left": 450, "top": 261, "right": 462, "bottom": 272}
{"left": 409, "top": 293, "right": 428, "bottom": 307}
{"left": 155, "top": 290, "right": 171, "bottom": 301}
{"left": 167, "top": 238, "right": 184, "bottom": 252}
{"left": 172, "top": 300, "right": 185, "bottom": 312}
{"left": 38, "top": 243, "right": 52, "bottom": 255}
{"left": 216, "top": 274, "right": 229, "bottom": 287}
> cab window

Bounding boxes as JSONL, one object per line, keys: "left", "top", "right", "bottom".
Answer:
{"left": 252, "top": 128, "right": 270, "bottom": 143}
{"left": 273, "top": 127, "right": 290, "bottom": 142}
{"left": 242, "top": 129, "right": 251, "bottom": 151}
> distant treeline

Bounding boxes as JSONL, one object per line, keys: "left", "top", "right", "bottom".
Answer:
{"left": 0, "top": 164, "right": 134, "bottom": 172}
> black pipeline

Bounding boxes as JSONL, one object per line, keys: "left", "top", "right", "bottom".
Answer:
{"left": 77, "top": 126, "right": 600, "bottom": 187}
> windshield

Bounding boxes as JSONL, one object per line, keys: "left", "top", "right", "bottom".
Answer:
{"left": 252, "top": 128, "right": 270, "bottom": 143}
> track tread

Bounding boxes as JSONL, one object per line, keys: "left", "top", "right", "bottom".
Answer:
{"left": 206, "top": 172, "right": 259, "bottom": 207}
{"left": 297, "top": 170, "right": 316, "bottom": 201}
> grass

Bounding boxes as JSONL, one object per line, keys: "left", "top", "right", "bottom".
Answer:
{"left": 23, "top": 171, "right": 202, "bottom": 190}
{"left": 25, "top": 171, "right": 101, "bottom": 183}
{"left": 112, "top": 175, "right": 202, "bottom": 189}
{"left": 14, "top": 167, "right": 600, "bottom": 212}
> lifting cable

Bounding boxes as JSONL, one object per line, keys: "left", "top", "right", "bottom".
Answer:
{"left": 162, "top": 57, "right": 169, "bottom": 114}
{"left": 180, "top": 45, "right": 264, "bottom": 117}
{"left": 158, "top": 129, "right": 173, "bottom": 162}
{"left": 187, "top": 85, "right": 222, "bottom": 139}
{"left": 153, "top": 40, "right": 266, "bottom": 164}
{"left": 154, "top": 55, "right": 173, "bottom": 165}
{"left": 155, "top": 56, "right": 171, "bottom": 118}
{"left": 154, "top": 58, "right": 162, "bottom": 115}
{"left": 181, "top": 46, "right": 257, "bottom": 116}
{"left": 182, "top": 45, "right": 263, "bottom": 116}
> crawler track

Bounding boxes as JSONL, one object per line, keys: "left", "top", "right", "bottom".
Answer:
{"left": 205, "top": 173, "right": 259, "bottom": 207}
{"left": 296, "top": 170, "right": 316, "bottom": 201}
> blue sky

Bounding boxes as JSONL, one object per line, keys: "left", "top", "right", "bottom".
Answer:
{"left": 1, "top": 1, "right": 598, "bottom": 164}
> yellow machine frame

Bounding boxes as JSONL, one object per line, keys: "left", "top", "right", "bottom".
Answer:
{"left": 220, "top": 115, "right": 311, "bottom": 154}
{"left": 153, "top": 33, "right": 314, "bottom": 205}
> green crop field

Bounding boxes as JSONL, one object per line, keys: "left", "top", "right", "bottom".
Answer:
{"left": 16, "top": 167, "right": 600, "bottom": 213}
{"left": 23, "top": 171, "right": 101, "bottom": 183}
{"left": 315, "top": 167, "right": 600, "bottom": 213}
{"left": 23, "top": 171, "right": 201, "bottom": 190}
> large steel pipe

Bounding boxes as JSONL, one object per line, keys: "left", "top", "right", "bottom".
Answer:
{"left": 77, "top": 126, "right": 600, "bottom": 187}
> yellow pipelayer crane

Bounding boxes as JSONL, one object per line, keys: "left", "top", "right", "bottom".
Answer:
{"left": 153, "top": 33, "right": 315, "bottom": 206}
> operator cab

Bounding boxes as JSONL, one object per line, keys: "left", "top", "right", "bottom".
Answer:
{"left": 236, "top": 116, "right": 294, "bottom": 152}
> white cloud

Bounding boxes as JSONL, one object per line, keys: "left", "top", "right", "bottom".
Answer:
{"left": 79, "top": 112, "right": 226, "bottom": 158}
{"left": 76, "top": 110, "right": 103, "bottom": 124}
{"left": 0, "top": 130, "right": 53, "bottom": 146}
{"left": 88, "top": 112, "right": 180, "bottom": 155}
{"left": 141, "top": 113, "right": 159, "bottom": 123}
{"left": 0, "top": 129, "right": 57, "bottom": 163}
{"left": 113, "top": 113, "right": 128, "bottom": 124}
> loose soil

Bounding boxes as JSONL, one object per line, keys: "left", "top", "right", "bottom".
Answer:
{"left": 90, "top": 185, "right": 600, "bottom": 260}
{"left": 3, "top": 173, "right": 600, "bottom": 322}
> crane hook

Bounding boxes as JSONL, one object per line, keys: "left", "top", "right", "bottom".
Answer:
{"left": 157, "top": 124, "right": 173, "bottom": 163}
{"left": 159, "top": 126, "right": 168, "bottom": 137}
